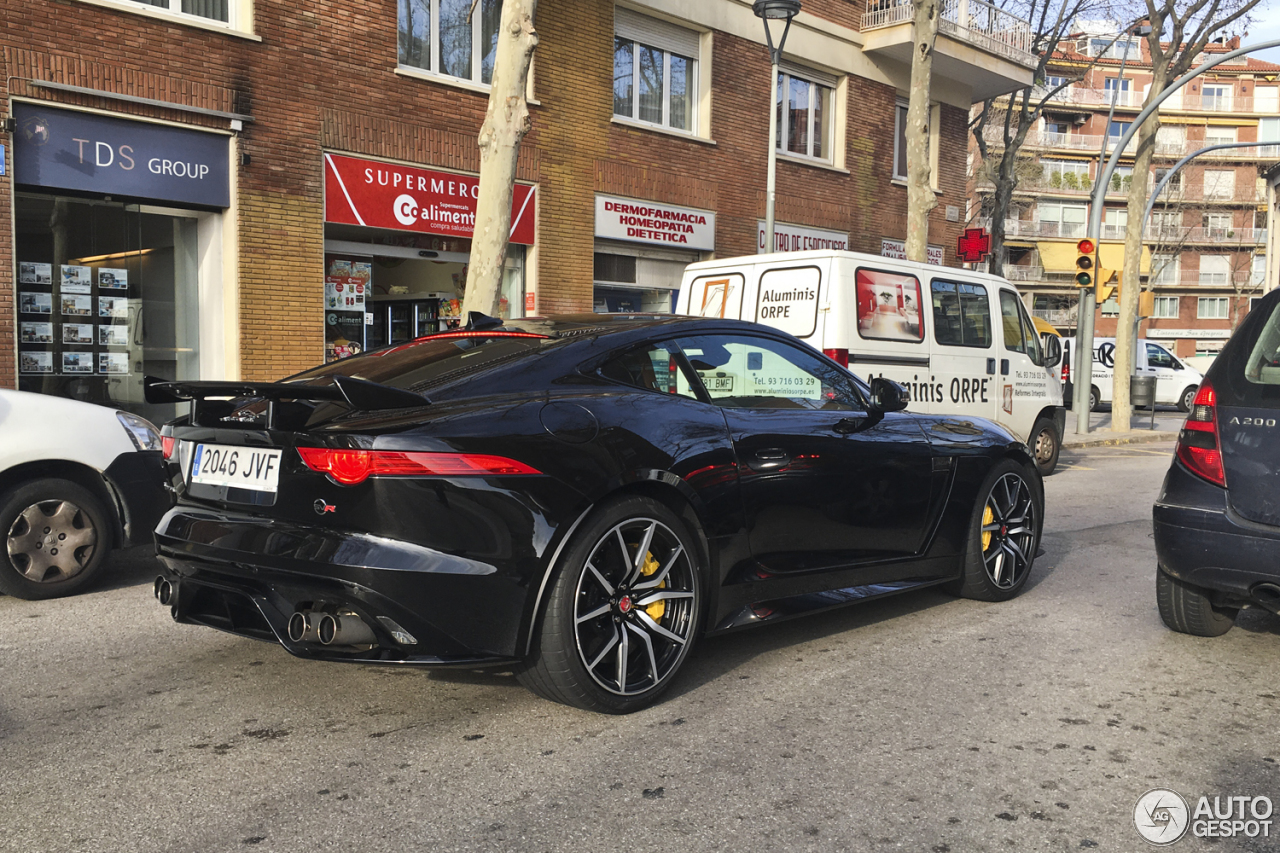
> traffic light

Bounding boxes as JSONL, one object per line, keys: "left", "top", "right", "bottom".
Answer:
{"left": 1139, "top": 290, "right": 1154, "bottom": 317}
{"left": 1075, "top": 239, "right": 1095, "bottom": 288}
{"left": 1095, "top": 267, "right": 1117, "bottom": 303}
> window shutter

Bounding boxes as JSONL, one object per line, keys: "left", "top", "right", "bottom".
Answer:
{"left": 614, "top": 8, "right": 700, "bottom": 58}
{"left": 779, "top": 61, "right": 838, "bottom": 90}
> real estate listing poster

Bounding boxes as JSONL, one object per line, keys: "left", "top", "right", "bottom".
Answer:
{"left": 62, "top": 295, "right": 92, "bottom": 316}
{"left": 97, "top": 268, "right": 128, "bottom": 290}
{"left": 60, "top": 265, "right": 92, "bottom": 294}
{"left": 62, "top": 323, "right": 95, "bottom": 345}
{"left": 20, "top": 292, "right": 53, "bottom": 314}
{"left": 19, "top": 262, "right": 53, "bottom": 286}
{"left": 99, "top": 325, "right": 129, "bottom": 346}
{"left": 98, "top": 296, "right": 130, "bottom": 319}
{"left": 20, "top": 322, "right": 53, "bottom": 343}
{"left": 98, "top": 352, "right": 129, "bottom": 375}
{"left": 62, "top": 352, "right": 94, "bottom": 374}
{"left": 20, "top": 351, "right": 53, "bottom": 374}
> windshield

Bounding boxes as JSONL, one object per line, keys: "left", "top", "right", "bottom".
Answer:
{"left": 288, "top": 331, "right": 557, "bottom": 393}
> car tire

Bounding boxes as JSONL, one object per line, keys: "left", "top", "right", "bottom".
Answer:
{"left": 1089, "top": 386, "right": 1101, "bottom": 412}
{"left": 1030, "top": 417, "right": 1060, "bottom": 476}
{"left": 518, "top": 495, "right": 703, "bottom": 713}
{"left": 1156, "top": 566, "right": 1236, "bottom": 637}
{"left": 1177, "top": 386, "right": 1198, "bottom": 413}
{"left": 0, "top": 479, "right": 111, "bottom": 600}
{"left": 948, "top": 459, "right": 1042, "bottom": 602}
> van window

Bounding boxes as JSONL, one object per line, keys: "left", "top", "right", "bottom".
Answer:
{"left": 755, "top": 266, "right": 821, "bottom": 338}
{"left": 1000, "top": 291, "right": 1028, "bottom": 354}
{"left": 931, "top": 280, "right": 992, "bottom": 348}
{"left": 688, "top": 273, "right": 745, "bottom": 319}
{"left": 673, "top": 334, "right": 862, "bottom": 411}
{"left": 1017, "top": 301, "right": 1043, "bottom": 366}
{"left": 1146, "top": 343, "right": 1175, "bottom": 369}
{"left": 599, "top": 343, "right": 700, "bottom": 399}
{"left": 855, "top": 268, "right": 924, "bottom": 342}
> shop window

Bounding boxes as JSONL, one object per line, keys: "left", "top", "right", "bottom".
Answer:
{"left": 931, "top": 280, "right": 992, "bottom": 348}
{"left": 399, "top": 0, "right": 503, "bottom": 85}
{"left": 16, "top": 195, "right": 201, "bottom": 423}
{"left": 855, "top": 268, "right": 924, "bottom": 342}
{"left": 613, "top": 8, "right": 700, "bottom": 134}
{"left": 592, "top": 251, "right": 686, "bottom": 314}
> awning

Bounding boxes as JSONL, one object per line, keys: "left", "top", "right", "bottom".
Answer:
{"left": 1036, "top": 241, "right": 1151, "bottom": 274}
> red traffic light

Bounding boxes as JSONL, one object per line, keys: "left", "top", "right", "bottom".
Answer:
{"left": 1077, "top": 238, "right": 1095, "bottom": 254}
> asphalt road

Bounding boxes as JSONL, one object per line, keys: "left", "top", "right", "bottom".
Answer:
{"left": 3, "top": 442, "right": 1278, "bottom": 853}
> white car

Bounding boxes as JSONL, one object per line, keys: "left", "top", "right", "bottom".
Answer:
{"left": 0, "top": 390, "right": 169, "bottom": 599}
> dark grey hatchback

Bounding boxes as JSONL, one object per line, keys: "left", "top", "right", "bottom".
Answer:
{"left": 1154, "top": 287, "right": 1280, "bottom": 636}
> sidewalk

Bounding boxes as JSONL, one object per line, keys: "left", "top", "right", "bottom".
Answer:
{"left": 1061, "top": 407, "right": 1183, "bottom": 449}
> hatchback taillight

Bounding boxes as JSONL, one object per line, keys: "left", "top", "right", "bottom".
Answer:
{"left": 1175, "top": 383, "right": 1225, "bottom": 487}
{"left": 823, "top": 348, "right": 850, "bottom": 368}
{"left": 297, "top": 448, "right": 541, "bottom": 485}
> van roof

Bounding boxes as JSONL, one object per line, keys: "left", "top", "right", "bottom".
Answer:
{"left": 683, "top": 249, "right": 1016, "bottom": 288}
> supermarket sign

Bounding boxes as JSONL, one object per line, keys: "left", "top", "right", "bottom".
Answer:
{"left": 323, "top": 152, "right": 536, "bottom": 245}
{"left": 595, "top": 194, "right": 716, "bottom": 250}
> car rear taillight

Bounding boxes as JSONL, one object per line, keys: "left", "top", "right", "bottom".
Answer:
{"left": 1175, "top": 383, "right": 1225, "bottom": 487}
{"left": 296, "top": 448, "right": 541, "bottom": 485}
{"left": 161, "top": 436, "right": 176, "bottom": 460}
{"left": 823, "top": 348, "right": 850, "bottom": 368}
{"left": 1061, "top": 357, "right": 1068, "bottom": 383}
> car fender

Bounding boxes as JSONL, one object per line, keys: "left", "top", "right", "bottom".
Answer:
{"left": 0, "top": 390, "right": 135, "bottom": 474}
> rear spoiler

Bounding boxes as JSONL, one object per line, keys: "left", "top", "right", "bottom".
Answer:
{"left": 146, "top": 375, "right": 428, "bottom": 413}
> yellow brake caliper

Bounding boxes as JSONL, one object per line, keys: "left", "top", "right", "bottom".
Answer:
{"left": 981, "top": 505, "right": 994, "bottom": 551}
{"left": 641, "top": 551, "right": 666, "bottom": 621}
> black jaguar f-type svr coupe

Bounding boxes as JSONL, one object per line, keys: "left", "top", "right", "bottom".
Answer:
{"left": 152, "top": 314, "right": 1043, "bottom": 713}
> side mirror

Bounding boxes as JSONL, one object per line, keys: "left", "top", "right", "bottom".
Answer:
{"left": 1172, "top": 360, "right": 1184, "bottom": 371}
{"left": 868, "top": 376, "right": 909, "bottom": 413}
{"left": 1043, "top": 336, "right": 1062, "bottom": 368}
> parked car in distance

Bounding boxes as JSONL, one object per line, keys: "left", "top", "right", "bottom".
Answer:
{"left": 676, "top": 250, "right": 1066, "bottom": 476}
{"left": 1062, "top": 336, "right": 1204, "bottom": 413}
{"left": 152, "top": 314, "right": 1044, "bottom": 713}
{"left": 0, "top": 390, "right": 169, "bottom": 599}
{"left": 1153, "top": 288, "right": 1280, "bottom": 635}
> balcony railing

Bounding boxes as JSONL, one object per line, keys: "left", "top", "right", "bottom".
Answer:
{"left": 1003, "top": 266, "right": 1043, "bottom": 281}
{"left": 1033, "top": 307, "right": 1079, "bottom": 325}
{"left": 863, "top": 0, "right": 1035, "bottom": 66}
{"left": 1036, "top": 86, "right": 1269, "bottom": 114}
{"left": 983, "top": 127, "right": 1137, "bottom": 155}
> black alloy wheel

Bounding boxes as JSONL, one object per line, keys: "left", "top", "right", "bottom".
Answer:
{"left": 519, "top": 496, "right": 703, "bottom": 713}
{"left": 0, "top": 479, "right": 110, "bottom": 600}
{"left": 949, "top": 459, "right": 1041, "bottom": 602}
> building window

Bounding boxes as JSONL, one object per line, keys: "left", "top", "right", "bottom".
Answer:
{"left": 778, "top": 69, "right": 833, "bottom": 162}
{"left": 399, "top": 0, "right": 503, "bottom": 85}
{"left": 1153, "top": 167, "right": 1183, "bottom": 195}
{"left": 1042, "top": 74, "right": 1069, "bottom": 90}
{"left": 1203, "top": 212, "right": 1232, "bottom": 239}
{"left": 1042, "top": 159, "right": 1090, "bottom": 190}
{"left": 1156, "top": 124, "right": 1186, "bottom": 155}
{"left": 1151, "top": 253, "right": 1179, "bottom": 285}
{"left": 1088, "top": 37, "right": 1139, "bottom": 59}
{"left": 1198, "top": 296, "right": 1229, "bottom": 319}
{"left": 1204, "top": 169, "right": 1235, "bottom": 200}
{"left": 1036, "top": 202, "right": 1086, "bottom": 239}
{"left": 1199, "top": 255, "right": 1230, "bottom": 286}
{"left": 1104, "top": 76, "right": 1133, "bottom": 106}
{"left": 1259, "top": 117, "right": 1280, "bottom": 156}
{"left": 1102, "top": 207, "right": 1127, "bottom": 239}
{"left": 1043, "top": 119, "right": 1069, "bottom": 144}
{"left": 1201, "top": 84, "right": 1232, "bottom": 111}
{"left": 612, "top": 9, "right": 701, "bottom": 134}
{"left": 1256, "top": 86, "right": 1280, "bottom": 114}
{"left": 1204, "top": 126, "right": 1236, "bottom": 146}
{"left": 1152, "top": 296, "right": 1179, "bottom": 318}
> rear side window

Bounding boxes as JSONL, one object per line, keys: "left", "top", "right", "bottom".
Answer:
{"left": 855, "top": 268, "right": 924, "bottom": 342}
{"left": 1244, "top": 301, "right": 1280, "bottom": 387}
{"left": 599, "top": 344, "right": 699, "bottom": 399}
{"left": 674, "top": 334, "right": 863, "bottom": 411}
{"left": 1216, "top": 295, "right": 1280, "bottom": 409}
{"left": 932, "top": 280, "right": 992, "bottom": 348}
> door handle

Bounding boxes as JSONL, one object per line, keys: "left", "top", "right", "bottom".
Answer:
{"left": 986, "top": 358, "right": 996, "bottom": 375}
{"left": 748, "top": 448, "right": 790, "bottom": 472}
{"left": 1001, "top": 359, "right": 1010, "bottom": 376}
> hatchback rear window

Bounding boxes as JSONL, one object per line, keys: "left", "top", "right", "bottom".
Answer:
{"left": 288, "top": 331, "right": 555, "bottom": 393}
{"left": 1215, "top": 296, "right": 1280, "bottom": 409}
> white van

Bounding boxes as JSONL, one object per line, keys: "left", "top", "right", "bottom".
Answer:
{"left": 676, "top": 250, "right": 1066, "bottom": 474}
{"left": 1061, "top": 336, "right": 1204, "bottom": 413}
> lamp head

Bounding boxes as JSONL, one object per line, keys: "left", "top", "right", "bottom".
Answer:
{"left": 754, "top": 0, "right": 801, "bottom": 20}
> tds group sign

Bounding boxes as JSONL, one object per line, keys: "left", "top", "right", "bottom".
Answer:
{"left": 12, "top": 103, "right": 230, "bottom": 208}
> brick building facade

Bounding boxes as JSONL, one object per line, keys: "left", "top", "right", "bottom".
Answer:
{"left": 2, "top": 0, "right": 1033, "bottom": 419}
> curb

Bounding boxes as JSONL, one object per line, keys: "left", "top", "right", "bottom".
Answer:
{"left": 1062, "top": 431, "right": 1180, "bottom": 449}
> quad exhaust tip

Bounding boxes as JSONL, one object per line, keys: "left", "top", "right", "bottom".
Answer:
{"left": 1253, "top": 583, "right": 1280, "bottom": 614}
{"left": 318, "top": 612, "right": 376, "bottom": 647}
{"left": 154, "top": 576, "right": 175, "bottom": 607}
{"left": 287, "top": 611, "right": 320, "bottom": 644}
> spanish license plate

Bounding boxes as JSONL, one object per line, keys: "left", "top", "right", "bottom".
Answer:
{"left": 709, "top": 375, "right": 733, "bottom": 392}
{"left": 190, "top": 444, "right": 283, "bottom": 493}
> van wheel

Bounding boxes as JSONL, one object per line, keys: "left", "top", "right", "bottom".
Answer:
{"left": 1156, "top": 566, "right": 1236, "bottom": 637}
{"left": 1030, "top": 417, "right": 1060, "bottom": 476}
{"left": 1089, "top": 386, "right": 1100, "bottom": 412}
{"left": 1177, "top": 386, "right": 1198, "bottom": 413}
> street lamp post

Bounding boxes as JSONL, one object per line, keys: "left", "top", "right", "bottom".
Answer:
{"left": 754, "top": 0, "right": 801, "bottom": 254}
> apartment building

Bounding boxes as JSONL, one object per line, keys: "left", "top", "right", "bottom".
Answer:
{"left": 1, "top": 0, "right": 1036, "bottom": 418}
{"left": 973, "top": 29, "right": 1278, "bottom": 361}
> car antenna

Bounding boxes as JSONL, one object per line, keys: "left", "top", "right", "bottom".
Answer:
{"left": 466, "top": 311, "right": 504, "bottom": 331}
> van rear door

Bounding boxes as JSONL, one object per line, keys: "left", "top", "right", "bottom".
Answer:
{"left": 927, "top": 277, "right": 997, "bottom": 421}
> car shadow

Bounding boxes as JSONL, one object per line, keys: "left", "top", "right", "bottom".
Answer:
{"left": 1234, "top": 607, "right": 1280, "bottom": 636}
{"left": 93, "top": 544, "right": 167, "bottom": 594}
